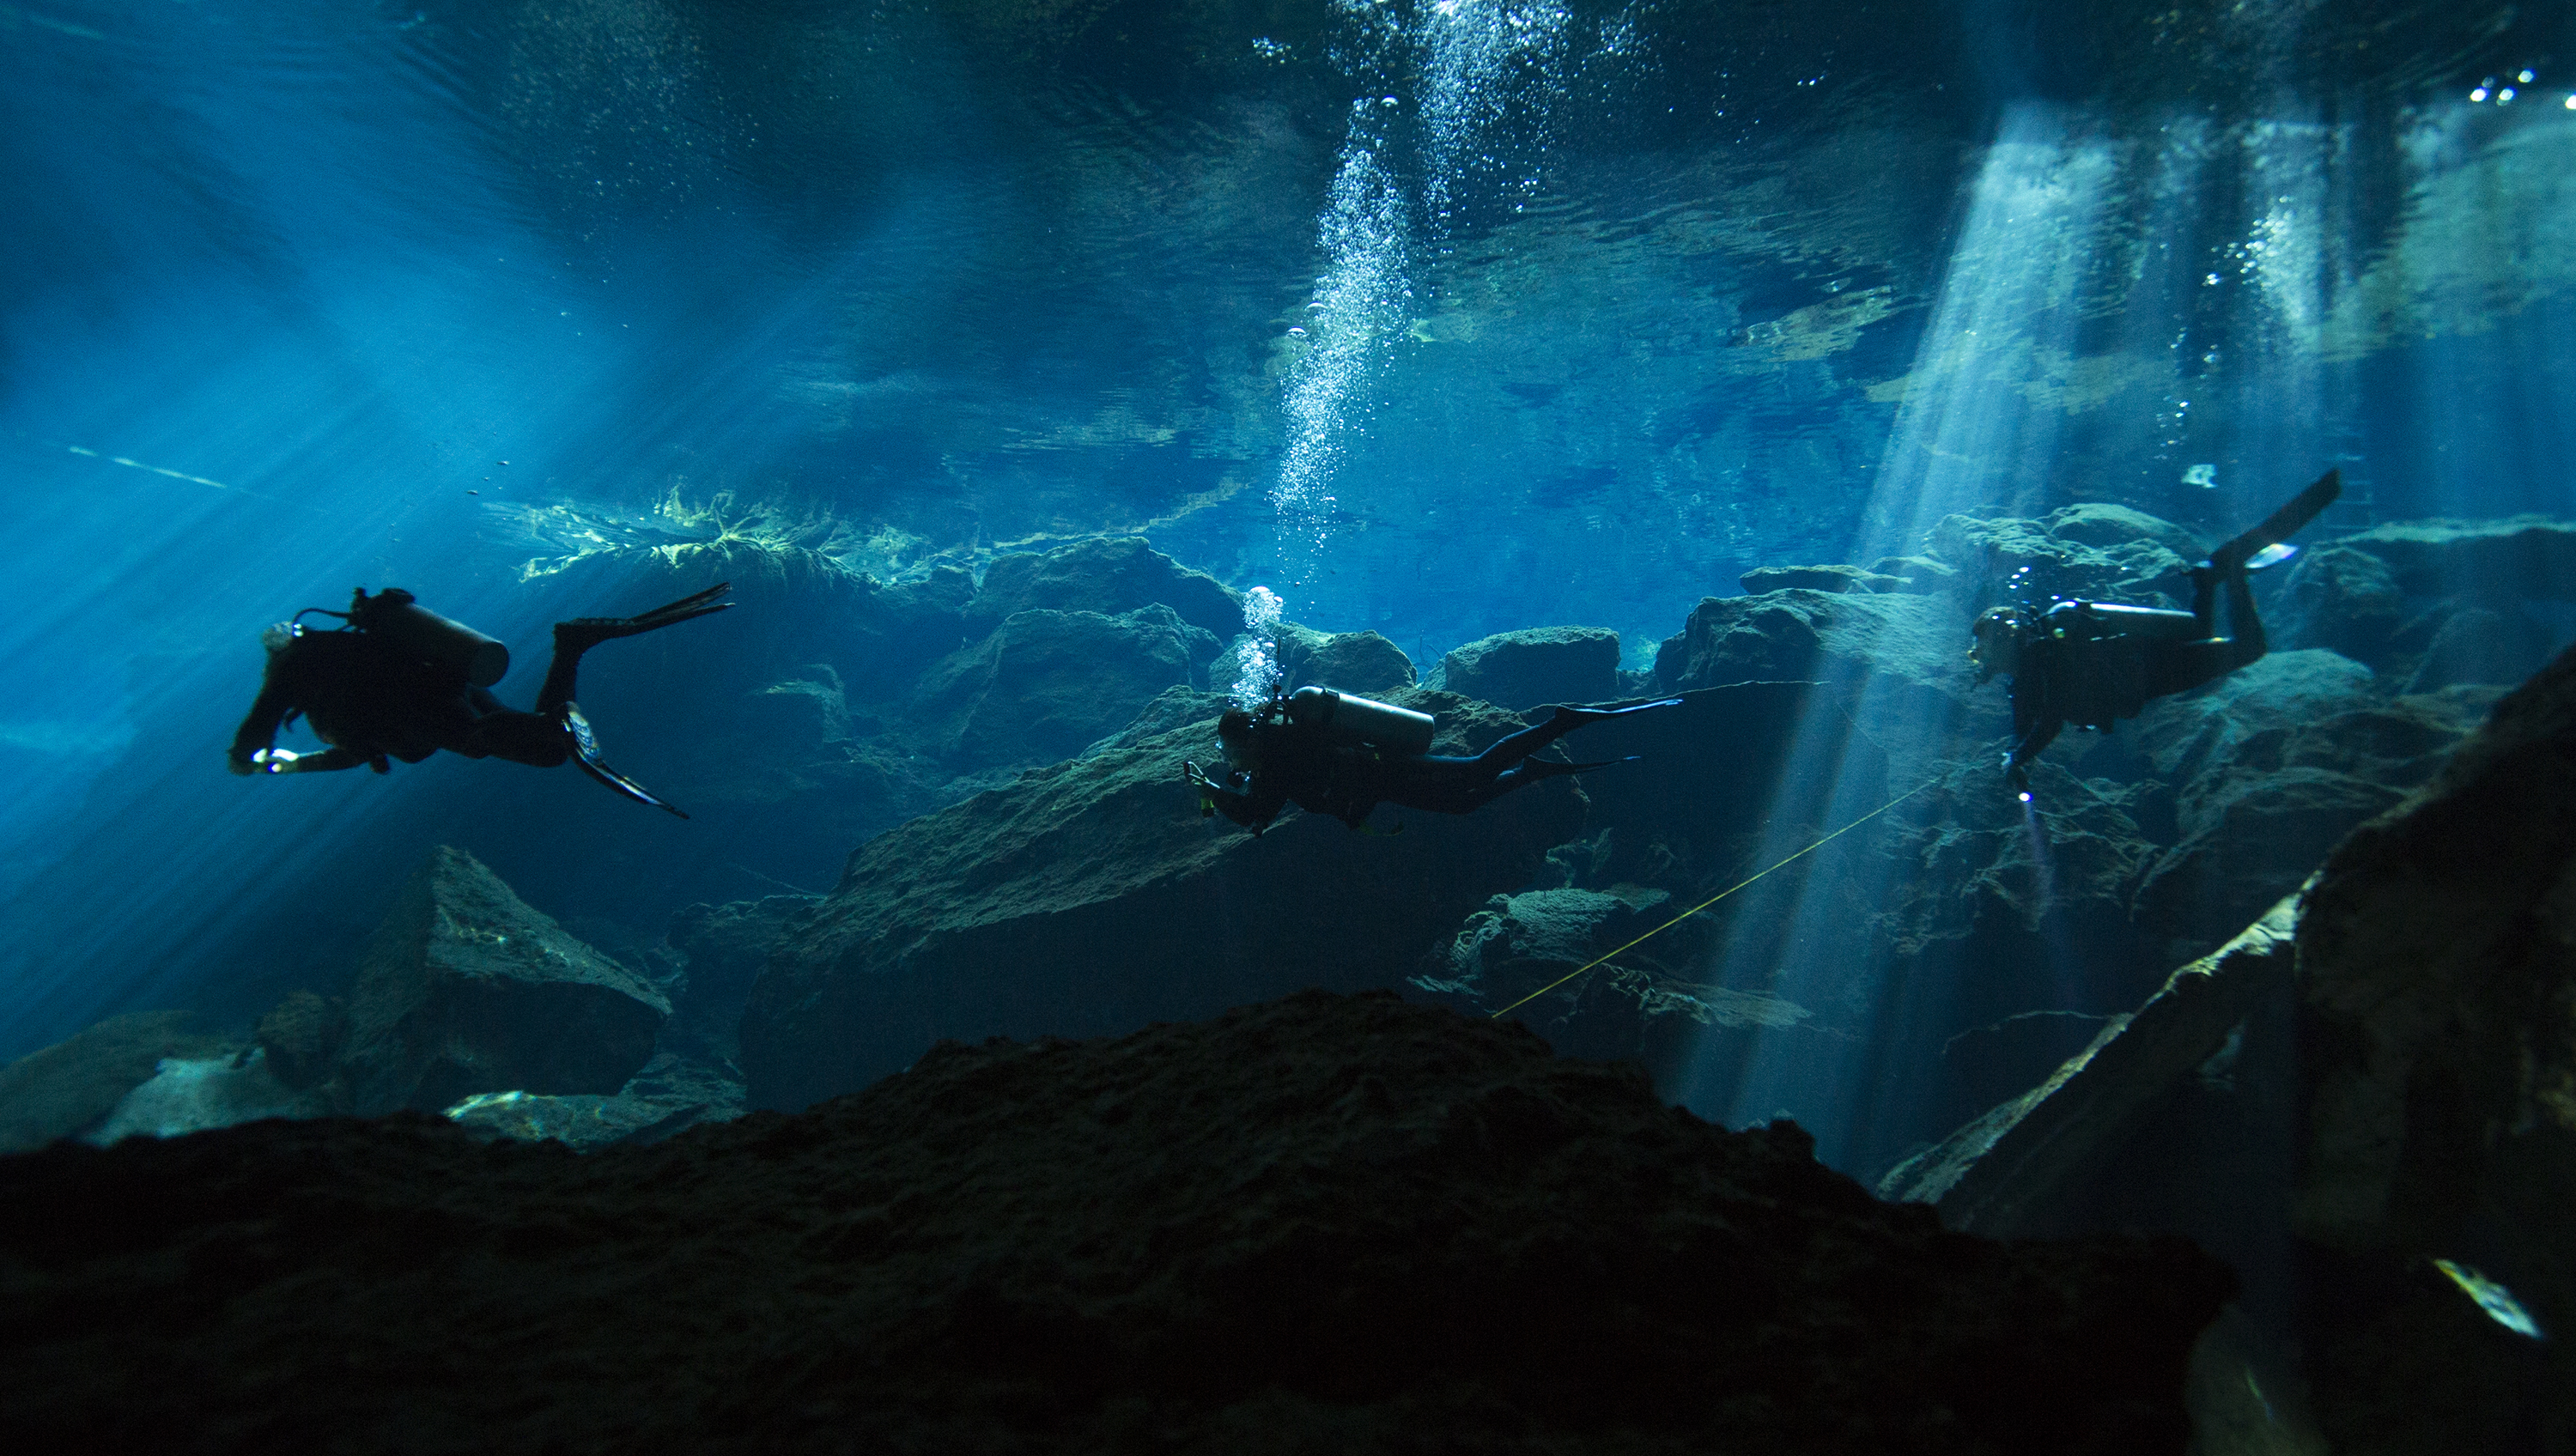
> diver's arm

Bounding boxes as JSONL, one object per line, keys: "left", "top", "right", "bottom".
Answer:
{"left": 227, "top": 680, "right": 298, "bottom": 774}
{"left": 1185, "top": 760, "right": 1285, "bottom": 834}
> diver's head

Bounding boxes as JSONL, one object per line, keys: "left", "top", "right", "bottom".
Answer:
{"left": 1969, "top": 606, "right": 2031, "bottom": 683}
{"left": 1217, "top": 709, "right": 1261, "bottom": 772}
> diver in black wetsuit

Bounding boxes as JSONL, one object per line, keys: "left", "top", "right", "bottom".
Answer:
{"left": 1971, "top": 470, "right": 2341, "bottom": 798}
{"left": 1182, "top": 685, "right": 1681, "bottom": 835}
{"left": 228, "top": 582, "right": 732, "bottom": 817}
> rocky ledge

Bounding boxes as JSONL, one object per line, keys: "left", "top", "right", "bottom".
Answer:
{"left": 0, "top": 991, "right": 2229, "bottom": 1456}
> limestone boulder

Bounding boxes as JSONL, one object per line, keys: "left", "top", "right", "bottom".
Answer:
{"left": 908, "top": 604, "right": 1222, "bottom": 768}
{"left": 739, "top": 690, "right": 1584, "bottom": 1110}
{"left": 2272, "top": 544, "right": 2403, "bottom": 664}
{"left": 1437, "top": 626, "right": 1622, "bottom": 708}
{"left": 342, "top": 846, "right": 672, "bottom": 1114}
{"left": 2401, "top": 604, "right": 2557, "bottom": 693}
{"left": 2336, "top": 514, "right": 2576, "bottom": 602}
{"left": 2296, "top": 641, "right": 2576, "bottom": 1336}
{"left": 0, "top": 1011, "right": 235, "bottom": 1153}
{"left": 1413, "top": 885, "right": 1818, "bottom": 1076}
{"left": 1647, "top": 588, "right": 1979, "bottom": 710}
{"left": 1737, "top": 564, "right": 1909, "bottom": 595}
{"left": 1926, "top": 506, "right": 2196, "bottom": 609}
{"left": 963, "top": 536, "right": 1240, "bottom": 643}
{"left": 1279, "top": 623, "right": 1417, "bottom": 695}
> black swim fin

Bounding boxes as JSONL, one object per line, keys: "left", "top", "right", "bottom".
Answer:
{"left": 1552, "top": 698, "right": 1685, "bottom": 724}
{"left": 1522, "top": 754, "right": 1643, "bottom": 780}
{"left": 562, "top": 703, "right": 688, "bottom": 818}
{"left": 2206, "top": 470, "right": 2340, "bottom": 575}
{"left": 557, "top": 581, "right": 736, "bottom": 650}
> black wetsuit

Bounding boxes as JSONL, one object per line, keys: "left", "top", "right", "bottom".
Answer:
{"left": 228, "top": 582, "right": 732, "bottom": 815}
{"left": 1200, "top": 701, "right": 1674, "bottom": 834}
{"left": 228, "top": 628, "right": 577, "bottom": 774}
{"left": 2002, "top": 559, "right": 2266, "bottom": 779}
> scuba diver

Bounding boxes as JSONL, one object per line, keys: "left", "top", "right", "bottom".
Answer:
{"left": 1182, "top": 684, "right": 1682, "bottom": 835}
{"left": 1971, "top": 469, "right": 2342, "bottom": 798}
{"left": 228, "top": 582, "right": 732, "bottom": 817}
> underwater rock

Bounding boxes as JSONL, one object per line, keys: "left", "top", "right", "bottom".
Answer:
{"left": 1941, "top": 1010, "right": 2120, "bottom": 1117}
{"left": 444, "top": 1051, "right": 746, "bottom": 1150}
{"left": 2272, "top": 544, "right": 2403, "bottom": 664}
{"left": 1866, "top": 555, "right": 1959, "bottom": 593}
{"left": 340, "top": 846, "right": 671, "bottom": 1115}
{"left": 0, "top": 1011, "right": 236, "bottom": 1154}
{"left": 909, "top": 604, "right": 1222, "bottom": 767}
{"left": 83, "top": 1048, "right": 312, "bottom": 1145}
{"left": 2295, "top": 640, "right": 2576, "bottom": 1318}
{"left": 1648, "top": 588, "right": 1978, "bottom": 708}
{"left": 661, "top": 895, "right": 818, "bottom": 1065}
{"left": 1416, "top": 886, "right": 1817, "bottom": 1075}
{"left": 2400, "top": 603, "right": 2556, "bottom": 693}
{"left": 736, "top": 667, "right": 854, "bottom": 749}
{"left": 1879, "top": 890, "right": 2302, "bottom": 1237}
{"left": 252, "top": 991, "right": 346, "bottom": 1091}
{"left": 1738, "top": 563, "right": 1909, "bottom": 595}
{"left": 2336, "top": 514, "right": 2576, "bottom": 603}
{"left": 2129, "top": 658, "right": 2498, "bottom": 950}
{"left": 0, "top": 990, "right": 2233, "bottom": 1455}
{"left": 963, "top": 535, "right": 1240, "bottom": 643}
{"left": 1928, "top": 505, "right": 2197, "bottom": 608}
{"left": 1436, "top": 626, "right": 1622, "bottom": 708}
{"left": 739, "top": 691, "right": 1581, "bottom": 1111}
{"left": 1278, "top": 622, "right": 1417, "bottom": 694}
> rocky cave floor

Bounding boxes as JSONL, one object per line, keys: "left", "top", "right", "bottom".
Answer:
{"left": 2, "top": 991, "right": 2230, "bottom": 1456}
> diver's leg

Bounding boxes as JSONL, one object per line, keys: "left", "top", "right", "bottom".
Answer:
{"left": 1464, "top": 698, "right": 1682, "bottom": 772}
{"left": 537, "top": 581, "right": 735, "bottom": 715}
{"left": 2206, "top": 470, "right": 2342, "bottom": 574}
{"left": 460, "top": 711, "right": 572, "bottom": 767}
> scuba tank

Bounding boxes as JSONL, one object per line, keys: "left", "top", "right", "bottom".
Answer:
{"left": 349, "top": 587, "right": 511, "bottom": 687}
{"left": 2039, "top": 599, "right": 2203, "bottom": 644}
{"left": 1284, "top": 685, "right": 1436, "bottom": 756}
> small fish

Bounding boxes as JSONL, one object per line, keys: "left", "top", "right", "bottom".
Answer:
{"left": 2184, "top": 464, "right": 2218, "bottom": 488}
{"left": 2244, "top": 542, "right": 2298, "bottom": 571}
{"left": 2433, "top": 1259, "right": 2545, "bottom": 1338}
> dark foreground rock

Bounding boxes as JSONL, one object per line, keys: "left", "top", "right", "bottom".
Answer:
{"left": 0, "top": 991, "right": 2232, "bottom": 1456}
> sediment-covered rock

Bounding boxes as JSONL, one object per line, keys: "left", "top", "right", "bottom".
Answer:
{"left": 1878, "top": 891, "right": 2301, "bottom": 1237}
{"left": 0, "top": 991, "right": 2233, "bottom": 1455}
{"left": 1648, "top": 588, "right": 1980, "bottom": 710}
{"left": 2336, "top": 514, "right": 2576, "bottom": 602}
{"left": 2296, "top": 641, "right": 2576, "bottom": 1325}
{"left": 1739, "top": 563, "right": 1909, "bottom": 595}
{"left": 0, "top": 1012, "right": 237, "bottom": 1154}
{"left": 741, "top": 691, "right": 1581, "bottom": 1110}
{"left": 963, "top": 535, "right": 1240, "bottom": 642}
{"left": 1278, "top": 623, "right": 1417, "bottom": 694}
{"left": 341, "top": 846, "right": 671, "bottom": 1114}
{"left": 909, "top": 604, "right": 1222, "bottom": 767}
{"left": 1437, "top": 625, "right": 1623, "bottom": 707}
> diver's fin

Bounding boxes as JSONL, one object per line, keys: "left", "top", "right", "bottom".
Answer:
{"left": 556, "top": 582, "right": 735, "bottom": 648}
{"left": 2207, "top": 470, "right": 2340, "bottom": 574}
{"left": 1552, "top": 698, "right": 1685, "bottom": 724}
{"left": 1522, "top": 754, "right": 1643, "bottom": 781}
{"left": 562, "top": 704, "right": 689, "bottom": 818}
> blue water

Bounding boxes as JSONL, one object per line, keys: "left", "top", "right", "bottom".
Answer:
{"left": 3, "top": 0, "right": 2573, "bottom": 1133}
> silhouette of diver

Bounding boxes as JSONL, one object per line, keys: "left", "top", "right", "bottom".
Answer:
{"left": 228, "top": 582, "right": 732, "bottom": 817}
{"left": 1183, "top": 684, "right": 1682, "bottom": 834}
{"left": 1971, "top": 470, "right": 2341, "bottom": 798}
